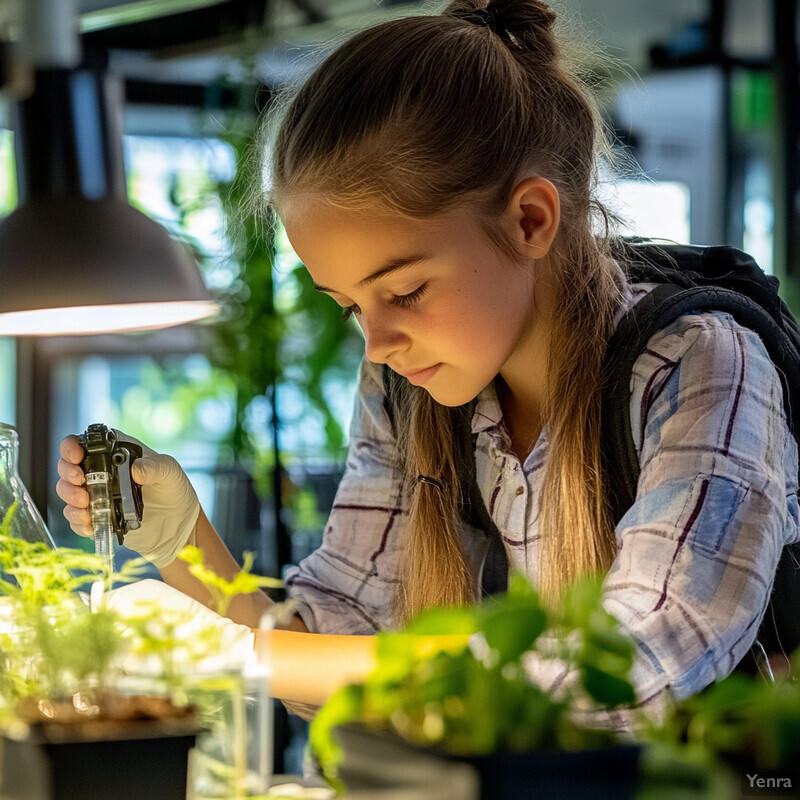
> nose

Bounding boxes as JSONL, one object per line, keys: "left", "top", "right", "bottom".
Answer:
{"left": 361, "top": 311, "right": 408, "bottom": 364}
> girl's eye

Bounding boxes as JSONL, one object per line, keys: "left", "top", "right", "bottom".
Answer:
{"left": 340, "top": 284, "right": 427, "bottom": 322}
{"left": 341, "top": 303, "right": 361, "bottom": 322}
{"left": 391, "top": 283, "right": 428, "bottom": 309}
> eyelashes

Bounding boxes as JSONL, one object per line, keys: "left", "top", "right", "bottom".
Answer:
{"left": 341, "top": 283, "right": 429, "bottom": 322}
{"left": 392, "top": 283, "right": 428, "bottom": 309}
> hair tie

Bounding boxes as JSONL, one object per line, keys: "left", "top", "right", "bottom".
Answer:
{"left": 417, "top": 474, "right": 445, "bottom": 492}
{"left": 465, "top": 6, "right": 511, "bottom": 41}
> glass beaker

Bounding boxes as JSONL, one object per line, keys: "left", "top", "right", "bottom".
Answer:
{"left": 185, "top": 664, "right": 273, "bottom": 799}
{"left": 186, "top": 613, "right": 275, "bottom": 799}
{"left": 0, "top": 422, "right": 56, "bottom": 547}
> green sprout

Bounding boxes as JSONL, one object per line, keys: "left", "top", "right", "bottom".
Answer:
{"left": 0, "top": 507, "right": 150, "bottom": 717}
{"left": 177, "top": 544, "right": 282, "bottom": 618}
{"left": 118, "top": 595, "right": 232, "bottom": 699}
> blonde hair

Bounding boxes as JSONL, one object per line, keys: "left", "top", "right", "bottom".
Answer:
{"left": 268, "top": 0, "right": 623, "bottom": 620}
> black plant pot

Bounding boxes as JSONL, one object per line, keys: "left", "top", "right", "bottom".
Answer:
{"left": 0, "top": 718, "right": 200, "bottom": 800}
{"left": 333, "top": 724, "right": 642, "bottom": 800}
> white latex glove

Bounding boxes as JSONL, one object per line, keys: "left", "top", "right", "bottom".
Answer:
{"left": 58, "top": 429, "right": 200, "bottom": 569}
{"left": 105, "top": 578, "right": 255, "bottom": 674}
{"left": 114, "top": 431, "right": 201, "bottom": 569}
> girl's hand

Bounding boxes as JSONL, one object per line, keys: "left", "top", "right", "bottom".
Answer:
{"left": 105, "top": 578, "right": 255, "bottom": 670}
{"left": 56, "top": 431, "right": 201, "bottom": 569}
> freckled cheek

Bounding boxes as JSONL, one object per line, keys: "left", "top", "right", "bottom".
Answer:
{"left": 427, "top": 302, "right": 493, "bottom": 351}
{"left": 468, "top": 265, "right": 517, "bottom": 307}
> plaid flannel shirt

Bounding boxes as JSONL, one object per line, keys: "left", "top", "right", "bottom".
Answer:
{"left": 285, "top": 280, "right": 800, "bottom": 727}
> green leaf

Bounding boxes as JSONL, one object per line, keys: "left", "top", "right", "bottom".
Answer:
{"left": 560, "top": 577, "right": 605, "bottom": 629}
{"left": 636, "top": 741, "right": 729, "bottom": 800}
{"left": 309, "top": 684, "right": 364, "bottom": 792}
{"left": 684, "top": 673, "right": 759, "bottom": 716}
{"left": 585, "top": 621, "right": 634, "bottom": 660}
{"left": 177, "top": 545, "right": 282, "bottom": 617}
{"left": 473, "top": 578, "right": 547, "bottom": 664}
{"left": 478, "top": 604, "right": 547, "bottom": 665}
{"left": 506, "top": 572, "right": 540, "bottom": 600}
{"left": 404, "top": 606, "right": 477, "bottom": 637}
{"left": 581, "top": 664, "right": 636, "bottom": 707}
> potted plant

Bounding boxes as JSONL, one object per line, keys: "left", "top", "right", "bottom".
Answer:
{"left": 167, "top": 544, "right": 284, "bottom": 800}
{"left": 0, "top": 501, "right": 284, "bottom": 800}
{"left": 637, "top": 655, "right": 800, "bottom": 798}
{"left": 309, "top": 567, "right": 800, "bottom": 800}
{"left": 309, "top": 575, "right": 642, "bottom": 800}
{"left": 0, "top": 505, "right": 199, "bottom": 800}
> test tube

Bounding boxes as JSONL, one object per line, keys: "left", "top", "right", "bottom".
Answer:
{"left": 85, "top": 470, "right": 115, "bottom": 577}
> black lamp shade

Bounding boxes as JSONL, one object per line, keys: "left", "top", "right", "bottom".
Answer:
{"left": 0, "top": 197, "right": 218, "bottom": 334}
{"left": 0, "top": 67, "right": 219, "bottom": 335}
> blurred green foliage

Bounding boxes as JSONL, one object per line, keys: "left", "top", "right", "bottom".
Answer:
{"left": 159, "top": 78, "right": 362, "bottom": 501}
{"left": 640, "top": 660, "right": 800, "bottom": 798}
{"left": 0, "top": 508, "right": 148, "bottom": 708}
{"left": 309, "top": 574, "right": 635, "bottom": 791}
{"left": 205, "top": 111, "right": 361, "bottom": 494}
{"left": 309, "top": 571, "right": 800, "bottom": 798}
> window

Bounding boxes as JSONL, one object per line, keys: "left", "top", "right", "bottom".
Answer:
{"left": 0, "top": 130, "right": 16, "bottom": 426}
{"left": 609, "top": 179, "right": 691, "bottom": 244}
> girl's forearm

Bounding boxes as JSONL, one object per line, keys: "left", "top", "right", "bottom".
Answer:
{"left": 258, "top": 629, "right": 377, "bottom": 706}
{"left": 159, "top": 508, "right": 374, "bottom": 706}
{"left": 159, "top": 508, "right": 307, "bottom": 631}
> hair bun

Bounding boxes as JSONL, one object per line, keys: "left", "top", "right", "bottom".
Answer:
{"left": 448, "top": 3, "right": 509, "bottom": 39}
{"left": 506, "top": 1, "right": 559, "bottom": 63}
{"left": 446, "top": 1, "right": 558, "bottom": 65}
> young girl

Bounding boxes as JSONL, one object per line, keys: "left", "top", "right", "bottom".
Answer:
{"left": 57, "top": 0, "right": 798, "bottom": 727}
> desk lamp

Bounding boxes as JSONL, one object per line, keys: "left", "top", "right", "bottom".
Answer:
{"left": 0, "top": 0, "right": 219, "bottom": 336}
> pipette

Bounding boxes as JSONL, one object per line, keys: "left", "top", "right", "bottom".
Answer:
{"left": 79, "top": 424, "right": 143, "bottom": 578}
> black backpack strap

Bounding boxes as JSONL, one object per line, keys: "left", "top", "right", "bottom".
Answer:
{"left": 602, "top": 283, "right": 800, "bottom": 658}
{"left": 382, "top": 364, "right": 508, "bottom": 597}
{"left": 602, "top": 283, "right": 800, "bottom": 522}
{"left": 601, "top": 283, "right": 683, "bottom": 523}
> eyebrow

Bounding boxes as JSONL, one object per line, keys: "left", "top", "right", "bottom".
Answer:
{"left": 313, "top": 254, "right": 430, "bottom": 293}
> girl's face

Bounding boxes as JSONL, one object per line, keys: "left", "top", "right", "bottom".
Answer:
{"left": 280, "top": 195, "right": 553, "bottom": 407}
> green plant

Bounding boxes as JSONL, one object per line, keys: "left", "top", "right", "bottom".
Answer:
{"left": 637, "top": 659, "right": 800, "bottom": 798}
{"left": 309, "top": 565, "right": 800, "bottom": 798}
{"left": 207, "top": 109, "right": 362, "bottom": 484}
{"left": 114, "top": 592, "right": 233, "bottom": 699}
{"left": 177, "top": 543, "right": 282, "bottom": 618}
{"left": 0, "top": 505, "right": 284, "bottom": 726}
{"left": 162, "top": 79, "right": 362, "bottom": 486}
{"left": 0, "top": 504, "right": 148, "bottom": 717}
{"left": 308, "top": 572, "right": 800, "bottom": 799}
{"left": 309, "top": 574, "right": 637, "bottom": 791}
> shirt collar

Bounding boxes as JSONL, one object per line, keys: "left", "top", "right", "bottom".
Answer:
{"left": 472, "top": 381, "right": 503, "bottom": 433}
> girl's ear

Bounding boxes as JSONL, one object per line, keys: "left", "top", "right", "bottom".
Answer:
{"left": 505, "top": 176, "right": 561, "bottom": 258}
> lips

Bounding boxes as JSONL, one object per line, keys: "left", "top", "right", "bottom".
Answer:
{"left": 395, "top": 363, "right": 441, "bottom": 386}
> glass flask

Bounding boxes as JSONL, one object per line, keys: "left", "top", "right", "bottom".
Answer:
{"left": 0, "top": 422, "right": 56, "bottom": 547}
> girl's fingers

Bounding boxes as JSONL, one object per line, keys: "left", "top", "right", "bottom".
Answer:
{"left": 59, "top": 435, "right": 84, "bottom": 465}
{"left": 56, "top": 458, "right": 86, "bottom": 486}
{"left": 62, "top": 504, "right": 92, "bottom": 537}
{"left": 57, "top": 434, "right": 91, "bottom": 537}
{"left": 55, "top": 478, "right": 89, "bottom": 509}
